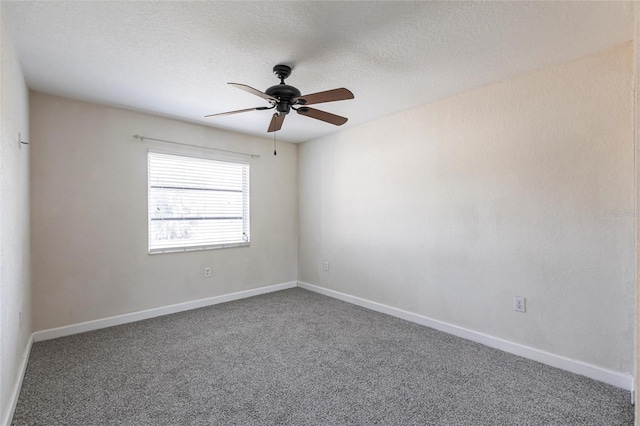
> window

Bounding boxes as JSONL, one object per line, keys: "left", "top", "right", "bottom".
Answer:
{"left": 148, "top": 151, "right": 250, "bottom": 253}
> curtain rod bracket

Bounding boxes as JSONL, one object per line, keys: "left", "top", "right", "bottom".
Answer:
{"left": 18, "top": 132, "right": 29, "bottom": 149}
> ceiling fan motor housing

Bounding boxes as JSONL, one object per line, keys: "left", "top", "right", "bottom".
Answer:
{"left": 265, "top": 64, "right": 301, "bottom": 115}
{"left": 266, "top": 84, "right": 301, "bottom": 115}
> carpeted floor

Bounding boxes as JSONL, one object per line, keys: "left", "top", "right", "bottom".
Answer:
{"left": 12, "top": 288, "right": 633, "bottom": 425}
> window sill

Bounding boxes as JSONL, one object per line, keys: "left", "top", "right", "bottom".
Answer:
{"left": 148, "top": 242, "right": 250, "bottom": 255}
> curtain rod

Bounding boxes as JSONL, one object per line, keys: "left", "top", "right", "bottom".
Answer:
{"left": 133, "top": 134, "right": 260, "bottom": 158}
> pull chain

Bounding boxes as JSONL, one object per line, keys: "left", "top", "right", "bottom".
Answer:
{"left": 273, "top": 131, "right": 277, "bottom": 156}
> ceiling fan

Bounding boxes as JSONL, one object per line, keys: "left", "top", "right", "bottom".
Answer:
{"left": 205, "top": 64, "right": 354, "bottom": 133}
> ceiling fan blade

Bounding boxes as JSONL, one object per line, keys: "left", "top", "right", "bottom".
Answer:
{"left": 297, "top": 107, "right": 348, "bottom": 126}
{"left": 294, "top": 88, "right": 354, "bottom": 106}
{"left": 228, "top": 83, "right": 278, "bottom": 101}
{"left": 268, "top": 113, "right": 286, "bottom": 132}
{"left": 205, "top": 106, "right": 270, "bottom": 118}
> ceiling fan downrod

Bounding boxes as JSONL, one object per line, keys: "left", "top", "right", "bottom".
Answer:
{"left": 273, "top": 64, "right": 291, "bottom": 84}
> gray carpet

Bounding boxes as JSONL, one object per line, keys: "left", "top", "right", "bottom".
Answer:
{"left": 12, "top": 288, "right": 633, "bottom": 425}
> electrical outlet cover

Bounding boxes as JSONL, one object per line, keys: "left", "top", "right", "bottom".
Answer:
{"left": 513, "top": 296, "right": 526, "bottom": 313}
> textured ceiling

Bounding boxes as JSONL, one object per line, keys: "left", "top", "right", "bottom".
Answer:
{"left": 3, "top": 1, "right": 634, "bottom": 143}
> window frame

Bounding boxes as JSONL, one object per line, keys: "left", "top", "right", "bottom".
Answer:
{"left": 147, "top": 149, "right": 251, "bottom": 254}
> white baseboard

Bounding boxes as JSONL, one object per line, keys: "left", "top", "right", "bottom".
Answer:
{"left": 5, "top": 282, "right": 296, "bottom": 426}
{"left": 2, "top": 334, "right": 33, "bottom": 426}
{"left": 297, "top": 281, "right": 634, "bottom": 392}
{"left": 11, "top": 278, "right": 633, "bottom": 426}
{"left": 33, "top": 281, "right": 297, "bottom": 342}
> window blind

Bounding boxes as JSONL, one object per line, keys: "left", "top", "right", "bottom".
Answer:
{"left": 148, "top": 151, "right": 250, "bottom": 253}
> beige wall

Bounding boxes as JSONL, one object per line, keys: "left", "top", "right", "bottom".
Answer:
{"left": 29, "top": 93, "right": 298, "bottom": 330}
{"left": 0, "top": 5, "right": 31, "bottom": 424}
{"left": 299, "top": 43, "right": 634, "bottom": 375}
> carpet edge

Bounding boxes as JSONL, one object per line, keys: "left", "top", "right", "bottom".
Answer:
{"left": 32, "top": 281, "right": 298, "bottom": 343}
{"left": 297, "top": 281, "right": 634, "bottom": 393}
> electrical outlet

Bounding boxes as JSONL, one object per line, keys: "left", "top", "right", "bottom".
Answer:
{"left": 323, "top": 261, "right": 330, "bottom": 271}
{"left": 513, "top": 296, "right": 526, "bottom": 313}
{"left": 204, "top": 267, "right": 212, "bottom": 278}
